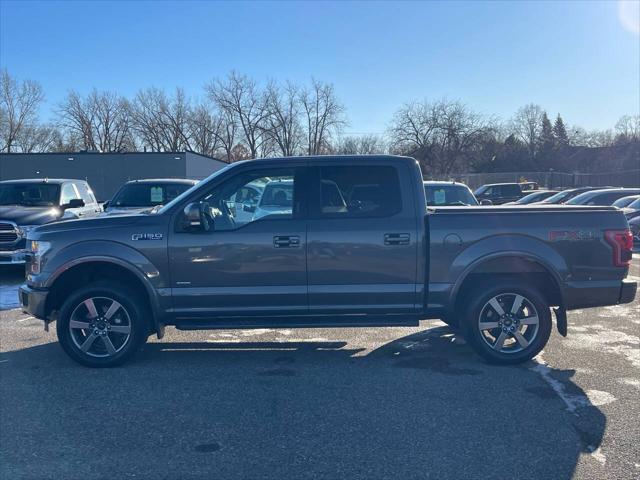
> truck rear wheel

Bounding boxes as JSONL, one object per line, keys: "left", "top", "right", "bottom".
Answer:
{"left": 462, "top": 282, "right": 551, "bottom": 364}
{"left": 56, "top": 282, "right": 149, "bottom": 367}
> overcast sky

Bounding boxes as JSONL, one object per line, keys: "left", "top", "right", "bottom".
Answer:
{"left": 1, "top": 0, "right": 638, "bottom": 135}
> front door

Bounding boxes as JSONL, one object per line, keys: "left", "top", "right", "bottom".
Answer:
{"left": 168, "top": 165, "right": 308, "bottom": 318}
{"left": 306, "top": 161, "right": 420, "bottom": 314}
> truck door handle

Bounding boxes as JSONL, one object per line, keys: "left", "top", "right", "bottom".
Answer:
{"left": 273, "top": 235, "right": 300, "bottom": 248}
{"left": 384, "top": 233, "right": 410, "bottom": 246}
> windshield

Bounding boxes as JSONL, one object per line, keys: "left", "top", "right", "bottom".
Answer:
{"left": 0, "top": 183, "right": 60, "bottom": 206}
{"left": 111, "top": 183, "right": 194, "bottom": 208}
{"left": 425, "top": 184, "right": 478, "bottom": 206}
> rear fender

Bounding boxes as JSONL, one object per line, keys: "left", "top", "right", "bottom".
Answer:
{"left": 449, "top": 235, "right": 568, "bottom": 333}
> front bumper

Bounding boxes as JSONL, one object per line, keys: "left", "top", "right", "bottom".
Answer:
{"left": 0, "top": 249, "right": 26, "bottom": 264}
{"left": 19, "top": 284, "right": 48, "bottom": 320}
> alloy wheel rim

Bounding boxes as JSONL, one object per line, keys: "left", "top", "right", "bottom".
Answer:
{"left": 478, "top": 293, "right": 540, "bottom": 354}
{"left": 69, "top": 296, "right": 132, "bottom": 358}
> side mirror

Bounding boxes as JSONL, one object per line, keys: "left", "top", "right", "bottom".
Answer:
{"left": 103, "top": 200, "right": 110, "bottom": 210}
{"left": 183, "top": 202, "right": 214, "bottom": 231}
{"left": 184, "top": 202, "right": 203, "bottom": 228}
{"left": 243, "top": 204, "right": 256, "bottom": 213}
{"left": 480, "top": 199, "right": 493, "bottom": 206}
{"left": 63, "top": 198, "right": 85, "bottom": 210}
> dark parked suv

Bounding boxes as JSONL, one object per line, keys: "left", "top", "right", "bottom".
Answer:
{"left": 473, "top": 183, "right": 536, "bottom": 205}
{"left": 0, "top": 179, "right": 101, "bottom": 264}
{"left": 20, "top": 156, "right": 636, "bottom": 367}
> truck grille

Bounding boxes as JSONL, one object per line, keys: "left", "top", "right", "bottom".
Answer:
{"left": 0, "top": 222, "right": 19, "bottom": 243}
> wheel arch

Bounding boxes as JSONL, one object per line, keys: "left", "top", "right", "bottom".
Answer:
{"left": 44, "top": 257, "right": 161, "bottom": 335}
{"left": 450, "top": 252, "right": 566, "bottom": 334}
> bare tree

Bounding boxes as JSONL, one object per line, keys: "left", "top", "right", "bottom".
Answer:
{"left": 130, "top": 87, "right": 192, "bottom": 152}
{"left": 334, "top": 134, "right": 386, "bottom": 155}
{"left": 15, "top": 123, "right": 61, "bottom": 153}
{"left": 388, "top": 100, "right": 440, "bottom": 162}
{"left": 207, "top": 72, "right": 268, "bottom": 159}
{"left": 58, "top": 89, "right": 133, "bottom": 152}
{"left": 0, "top": 69, "right": 45, "bottom": 153}
{"left": 388, "top": 99, "right": 493, "bottom": 174}
{"left": 263, "top": 81, "right": 303, "bottom": 156}
{"left": 569, "top": 126, "right": 615, "bottom": 147}
{"left": 188, "top": 103, "right": 222, "bottom": 157}
{"left": 510, "top": 103, "right": 543, "bottom": 158}
{"left": 213, "top": 109, "right": 238, "bottom": 162}
{"left": 300, "top": 79, "right": 346, "bottom": 155}
{"left": 615, "top": 114, "right": 640, "bottom": 144}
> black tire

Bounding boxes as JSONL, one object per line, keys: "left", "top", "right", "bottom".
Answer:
{"left": 461, "top": 281, "right": 552, "bottom": 364}
{"left": 56, "top": 281, "right": 150, "bottom": 367}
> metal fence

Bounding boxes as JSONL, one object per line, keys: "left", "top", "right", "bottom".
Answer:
{"left": 426, "top": 169, "right": 640, "bottom": 190}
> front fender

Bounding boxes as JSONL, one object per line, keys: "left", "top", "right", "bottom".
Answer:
{"left": 41, "top": 240, "right": 165, "bottom": 288}
{"left": 36, "top": 240, "right": 170, "bottom": 330}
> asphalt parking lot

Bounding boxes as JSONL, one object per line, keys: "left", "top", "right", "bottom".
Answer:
{"left": 1, "top": 258, "right": 639, "bottom": 480}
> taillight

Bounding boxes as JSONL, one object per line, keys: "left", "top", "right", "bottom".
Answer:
{"left": 604, "top": 229, "right": 633, "bottom": 267}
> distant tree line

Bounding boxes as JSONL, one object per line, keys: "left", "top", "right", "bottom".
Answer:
{"left": 1, "top": 69, "right": 638, "bottom": 175}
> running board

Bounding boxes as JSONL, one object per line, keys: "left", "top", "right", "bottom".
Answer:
{"left": 172, "top": 315, "right": 421, "bottom": 331}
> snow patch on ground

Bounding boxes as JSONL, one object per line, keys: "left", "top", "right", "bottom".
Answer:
{"left": 0, "top": 284, "right": 20, "bottom": 310}
{"left": 530, "top": 353, "right": 617, "bottom": 413}
{"left": 598, "top": 303, "right": 640, "bottom": 319}
{"left": 563, "top": 327, "right": 640, "bottom": 369}
{"left": 619, "top": 378, "right": 640, "bottom": 389}
{"left": 586, "top": 446, "right": 607, "bottom": 465}
{"left": 583, "top": 389, "right": 616, "bottom": 407}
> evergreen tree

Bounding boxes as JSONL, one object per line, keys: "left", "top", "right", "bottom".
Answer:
{"left": 539, "top": 112, "right": 554, "bottom": 149}
{"left": 537, "top": 112, "right": 555, "bottom": 168}
{"left": 553, "top": 114, "right": 568, "bottom": 145}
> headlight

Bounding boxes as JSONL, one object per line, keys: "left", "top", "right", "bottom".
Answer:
{"left": 27, "top": 240, "right": 51, "bottom": 275}
{"left": 18, "top": 225, "right": 39, "bottom": 237}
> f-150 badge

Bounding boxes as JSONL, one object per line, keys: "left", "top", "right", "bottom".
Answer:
{"left": 132, "top": 233, "right": 163, "bottom": 241}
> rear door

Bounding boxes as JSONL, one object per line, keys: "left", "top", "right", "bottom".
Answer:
{"left": 306, "top": 160, "right": 420, "bottom": 314}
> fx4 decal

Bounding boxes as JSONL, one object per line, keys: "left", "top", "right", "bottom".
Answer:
{"left": 549, "top": 230, "right": 596, "bottom": 242}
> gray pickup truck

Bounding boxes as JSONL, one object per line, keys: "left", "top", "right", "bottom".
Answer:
{"left": 19, "top": 155, "right": 636, "bottom": 367}
{"left": 1, "top": 178, "right": 102, "bottom": 264}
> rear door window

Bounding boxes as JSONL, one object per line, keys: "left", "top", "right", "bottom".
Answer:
{"left": 60, "top": 183, "right": 81, "bottom": 205}
{"left": 315, "top": 166, "right": 402, "bottom": 218}
{"left": 75, "top": 182, "right": 97, "bottom": 205}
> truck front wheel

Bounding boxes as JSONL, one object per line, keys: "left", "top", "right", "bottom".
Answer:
{"left": 56, "top": 282, "right": 149, "bottom": 367}
{"left": 462, "top": 283, "right": 552, "bottom": 364}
